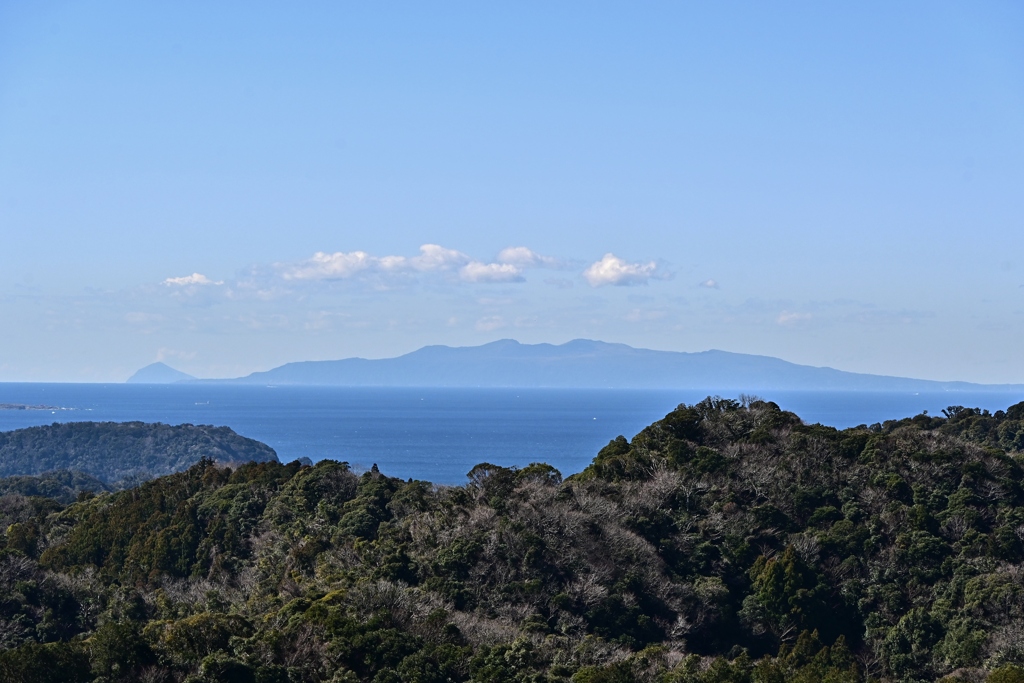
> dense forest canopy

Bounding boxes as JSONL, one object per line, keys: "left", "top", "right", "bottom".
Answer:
{"left": 0, "top": 470, "right": 112, "bottom": 504}
{"left": 0, "top": 421, "right": 279, "bottom": 487}
{"left": 3, "top": 399, "right": 1024, "bottom": 682}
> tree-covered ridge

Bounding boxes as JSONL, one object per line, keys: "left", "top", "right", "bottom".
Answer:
{"left": 0, "top": 421, "right": 279, "bottom": 486}
{"left": 3, "top": 399, "right": 1024, "bottom": 682}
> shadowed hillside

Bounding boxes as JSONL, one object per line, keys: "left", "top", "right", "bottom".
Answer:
{"left": 3, "top": 400, "right": 1024, "bottom": 681}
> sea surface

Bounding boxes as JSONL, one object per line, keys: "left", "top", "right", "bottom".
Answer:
{"left": 1, "top": 384, "right": 1022, "bottom": 484}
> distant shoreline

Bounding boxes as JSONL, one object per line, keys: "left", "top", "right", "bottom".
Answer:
{"left": 0, "top": 403, "right": 67, "bottom": 411}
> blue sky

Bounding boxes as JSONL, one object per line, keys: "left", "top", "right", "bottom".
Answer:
{"left": 1, "top": 1, "right": 1023, "bottom": 382}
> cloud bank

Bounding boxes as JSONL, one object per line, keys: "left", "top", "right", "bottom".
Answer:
{"left": 284, "top": 244, "right": 470, "bottom": 280}
{"left": 164, "top": 245, "right": 667, "bottom": 294}
{"left": 282, "top": 244, "right": 565, "bottom": 285}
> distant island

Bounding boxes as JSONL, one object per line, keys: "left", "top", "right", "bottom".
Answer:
{"left": 146, "top": 339, "right": 1024, "bottom": 392}
{"left": 126, "top": 361, "right": 197, "bottom": 384}
{"left": 0, "top": 403, "right": 65, "bottom": 411}
{"left": 0, "top": 421, "right": 278, "bottom": 487}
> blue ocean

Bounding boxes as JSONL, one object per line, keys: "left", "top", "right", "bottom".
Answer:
{"left": 1, "top": 384, "right": 1022, "bottom": 484}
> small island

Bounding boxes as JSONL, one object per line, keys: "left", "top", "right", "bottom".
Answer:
{"left": 0, "top": 403, "right": 65, "bottom": 411}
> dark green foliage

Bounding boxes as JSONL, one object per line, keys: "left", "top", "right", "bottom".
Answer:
{"left": 4, "top": 398, "right": 1024, "bottom": 681}
{"left": 0, "top": 470, "right": 112, "bottom": 504}
{"left": 0, "top": 641, "right": 91, "bottom": 683}
{"left": 571, "top": 661, "right": 634, "bottom": 682}
{"left": 197, "top": 653, "right": 258, "bottom": 683}
{"left": 39, "top": 459, "right": 305, "bottom": 583}
{"left": 740, "top": 546, "right": 828, "bottom": 644}
{"left": 88, "top": 620, "right": 155, "bottom": 679}
{"left": 0, "top": 421, "right": 278, "bottom": 486}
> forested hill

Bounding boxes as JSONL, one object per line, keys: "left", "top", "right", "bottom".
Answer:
{"left": 0, "top": 421, "right": 278, "bottom": 486}
{"left": 4, "top": 401, "right": 1024, "bottom": 682}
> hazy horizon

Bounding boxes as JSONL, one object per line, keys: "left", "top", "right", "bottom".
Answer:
{"left": 3, "top": 2, "right": 1023, "bottom": 383}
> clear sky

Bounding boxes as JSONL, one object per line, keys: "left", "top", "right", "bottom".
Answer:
{"left": 1, "top": 1, "right": 1023, "bottom": 383}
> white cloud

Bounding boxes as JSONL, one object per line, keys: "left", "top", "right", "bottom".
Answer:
{"left": 777, "top": 311, "right": 813, "bottom": 325}
{"left": 284, "top": 244, "right": 471, "bottom": 281}
{"left": 699, "top": 279, "right": 719, "bottom": 289}
{"left": 378, "top": 244, "right": 470, "bottom": 273}
{"left": 409, "top": 244, "right": 469, "bottom": 271}
{"left": 283, "top": 244, "right": 542, "bottom": 285}
{"left": 460, "top": 261, "right": 524, "bottom": 283}
{"left": 285, "top": 251, "right": 375, "bottom": 280}
{"left": 163, "top": 273, "right": 223, "bottom": 286}
{"left": 496, "top": 246, "right": 560, "bottom": 268}
{"left": 583, "top": 254, "right": 658, "bottom": 287}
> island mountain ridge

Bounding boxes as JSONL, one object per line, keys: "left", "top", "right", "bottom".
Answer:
{"left": 149, "top": 339, "right": 1024, "bottom": 391}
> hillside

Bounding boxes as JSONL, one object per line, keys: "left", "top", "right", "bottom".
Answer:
{"left": 0, "top": 421, "right": 278, "bottom": 486}
{"left": 3, "top": 400, "right": 1024, "bottom": 681}
{"left": 209, "top": 339, "right": 1024, "bottom": 392}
